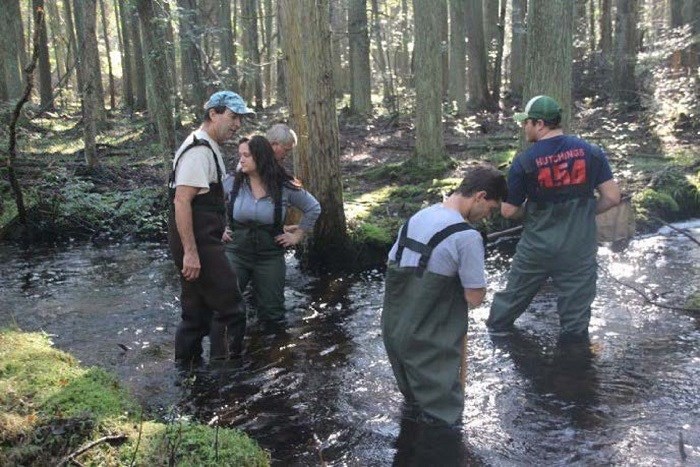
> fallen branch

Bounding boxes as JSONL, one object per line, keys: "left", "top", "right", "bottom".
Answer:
{"left": 58, "top": 434, "right": 128, "bottom": 466}
{"left": 651, "top": 216, "right": 700, "bottom": 247}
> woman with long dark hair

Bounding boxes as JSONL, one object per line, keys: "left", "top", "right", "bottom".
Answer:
{"left": 224, "top": 135, "right": 321, "bottom": 328}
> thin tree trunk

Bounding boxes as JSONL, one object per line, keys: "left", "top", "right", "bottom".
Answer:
{"left": 220, "top": 0, "right": 238, "bottom": 88}
{"left": 116, "top": 0, "right": 134, "bottom": 110}
{"left": 589, "top": 0, "right": 597, "bottom": 53}
{"left": 398, "top": 0, "right": 410, "bottom": 79}
{"left": 178, "top": 0, "right": 207, "bottom": 107}
{"left": 45, "top": 0, "right": 66, "bottom": 85}
{"left": 482, "top": 0, "right": 498, "bottom": 86}
{"left": 599, "top": 0, "right": 612, "bottom": 57}
{"left": 465, "top": 0, "right": 492, "bottom": 109}
{"left": 275, "top": 0, "right": 285, "bottom": 102}
{"left": 509, "top": 0, "right": 527, "bottom": 99}
{"left": 613, "top": 0, "right": 639, "bottom": 105}
{"left": 64, "top": 0, "right": 82, "bottom": 91}
{"left": 241, "top": 0, "right": 263, "bottom": 109}
{"left": 491, "top": 0, "right": 506, "bottom": 102}
{"left": 7, "top": 7, "right": 44, "bottom": 233}
{"left": 439, "top": 0, "right": 449, "bottom": 100}
{"left": 1, "top": 0, "right": 24, "bottom": 100}
{"left": 33, "top": 0, "right": 54, "bottom": 110}
{"left": 348, "top": 0, "right": 372, "bottom": 115}
{"left": 128, "top": 4, "right": 147, "bottom": 110}
{"left": 449, "top": 0, "right": 468, "bottom": 115}
{"left": 136, "top": 0, "right": 177, "bottom": 163}
{"left": 98, "top": 0, "right": 116, "bottom": 109}
{"left": 370, "top": 0, "right": 395, "bottom": 111}
{"left": 74, "top": 0, "right": 106, "bottom": 121}
{"left": 81, "top": 0, "right": 100, "bottom": 168}
{"left": 413, "top": 0, "right": 445, "bottom": 159}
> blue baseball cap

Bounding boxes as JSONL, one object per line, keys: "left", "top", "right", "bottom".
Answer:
{"left": 204, "top": 91, "right": 256, "bottom": 117}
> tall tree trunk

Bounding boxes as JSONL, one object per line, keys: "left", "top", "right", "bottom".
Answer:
{"left": 491, "top": 0, "right": 506, "bottom": 102}
{"left": 348, "top": 0, "right": 372, "bottom": 115}
{"left": 45, "top": 0, "right": 66, "bottom": 85}
{"left": 509, "top": 0, "right": 527, "bottom": 99}
{"left": 370, "top": 0, "right": 395, "bottom": 111}
{"left": 589, "top": 0, "right": 597, "bottom": 53}
{"left": 482, "top": 0, "right": 498, "bottom": 85}
{"left": 398, "top": 0, "right": 411, "bottom": 79}
{"left": 439, "top": 0, "right": 449, "bottom": 100}
{"left": 524, "top": 0, "right": 574, "bottom": 134}
{"left": 33, "top": 0, "right": 54, "bottom": 110}
{"left": 178, "top": 0, "right": 207, "bottom": 107}
{"left": 613, "top": 0, "right": 639, "bottom": 105}
{"left": 81, "top": 0, "right": 100, "bottom": 168}
{"left": 329, "top": 0, "right": 347, "bottom": 97}
{"left": 599, "top": 0, "right": 612, "bottom": 57}
{"left": 275, "top": 0, "right": 286, "bottom": 102}
{"left": 262, "top": 0, "right": 273, "bottom": 105}
{"left": 64, "top": 0, "right": 82, "bottom": 91}
{"left": 98, "top": 0, "right": 116, "bottom": 109}
{"left": 279, "top": 0, "right": 348, "bottom": 266}
{"left": 128, "top": 4, "right": 147, "bottom": 110}
{"left": 136, "top": 0, "right": 177, "bottom": 163}
{"left": 241, "top": 0, "right": 263, "bottom": 108}
{"left": 465, "top": 0, "right": 492, "bottom": 109}
{"left": 0, "top": 0, "right": 24, "bottom": 100}
{"left": 220, "top": 0, "right": 238, "bottom": 88}
{"left": 116, "top": 0, "right": 134, "bottom": 110}
{"left": 74, "top": 0, "right": 106, "bottom": 120}
{"left": 448, "top": 0, "right": 468, "bottom": 115}
{"left": 574, "top": 0, "right": 589, "bottom": 61}
{"left": 413, "top": 0, "right": 445, "bottom": 159}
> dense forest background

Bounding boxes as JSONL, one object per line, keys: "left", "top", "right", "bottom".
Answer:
{"left": 1, "top": 0, "right": 698, "bottom": 267}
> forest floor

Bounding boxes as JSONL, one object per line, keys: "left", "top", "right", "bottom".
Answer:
{"left": 1, "top": 67, "right": 698, "bottom": 257}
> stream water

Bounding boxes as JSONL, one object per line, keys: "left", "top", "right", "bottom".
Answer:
{"left": 1, "top": 220, "right": 698, "bottom": 465}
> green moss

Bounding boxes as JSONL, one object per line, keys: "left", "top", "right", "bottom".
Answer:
{"left": 362, "top": 157, "right": 456, "bottom": 184}
{"left": 0, "top": 330, "right": 269, "bottom": 466}
{"left": 686, "top": 292, "right": 700, "bottom": 311}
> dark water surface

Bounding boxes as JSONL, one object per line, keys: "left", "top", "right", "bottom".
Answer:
{"left": 1, "top": 221, "right": 698, "bottom": 465}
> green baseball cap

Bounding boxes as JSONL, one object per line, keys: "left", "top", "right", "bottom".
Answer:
{"left": 513, "top": 95, "right": 561, "bottom": 123}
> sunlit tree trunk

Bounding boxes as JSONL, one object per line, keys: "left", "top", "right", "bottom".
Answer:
{"left": 74, "top": 0, "right": 106, "bottom": 120}
{"left": 98, "top": 0, "right": 116, "bottom": 109}
{"left": 397, "top": 0, "right": 411, "bottom": 79}
{"left": 136, "top": 0, "right": 177, "bottom": 162}
{"left": 279, "top": 0, "right": 348, "bottom": 265}
{"left": 275, "top": 0, "right": 285, "bottom": 102}
{"left": 482, "top": 0, "right": 498, "bottom": 85}
{"left": 439, "top": 1, "right": 449, "bottom": 100}
{"left": 413, "top": 0, "right": 445, "bottom": 159}
{"left": 116, "top": 0, "right": 133, "bottom": 110}
{"left": 613, "top": 0, "right": 639, "bottom": 105}
{"left": 45, "top": 0, "right": 66, "bottom": 87}
{"left": 263, "top": 0, "right": 273, "bottom": 105}
{"left": 524, "top": 0, "right": 574, "bottom": 133}
{"left": 128, "top": 4, "right": 147, "bottom": 110}
{"left": 348, "top": 0, "right": 372, "bottom": 115}
{"left": 0, "top": 0, "right": 24, "bottom": 100}
{"left": 64, "top": 0, "right": 82, "bottom": 92}
{"left": 465, "top": 0, "right": 492, "bottom": 109}
{"left": 370, "top": 0, "right": 395, "bottom": 111}
{"left": 33, "top": 0, "right": 54, "bottom": 110}
{"left": 509, "top": 0, "right": 526, "bottom": 99}
{"left": 491, "top": 0, "right": 506, "bottom": 102}
{"left": 81, "top": 0, "right": 99, "bottom": 168}
{"left": 574, "top": 0, "right": 589, "bottom": 62}
{"left": 449, "top": 0, "right": 468, "bottom": 115}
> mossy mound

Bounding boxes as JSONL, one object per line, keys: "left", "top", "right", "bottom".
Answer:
{"left": 0, "top": 330, "right": 269, "bottom": 466}
{"left": 633, "top": 166, "right": 700, "bottom": 229}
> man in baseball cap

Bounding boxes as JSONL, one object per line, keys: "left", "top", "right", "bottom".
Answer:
{"left": 487, "top": 94, "right": 621, "bottom": 345}
{"left": 167, "top": 90, "right": 255, "bottom": 366}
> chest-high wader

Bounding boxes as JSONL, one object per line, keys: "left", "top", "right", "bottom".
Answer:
{"left": 168, "top": 135, "right": 245, "bottom": 362}
{"left": 381, "top": 217, "right": 473, "bottom": 425}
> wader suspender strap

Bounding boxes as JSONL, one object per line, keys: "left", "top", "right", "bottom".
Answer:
{"left": 395, "top": 217, "right": 474, "bottom": 277}
{"left": 229, "top": 181, "right": 284, "bottom": 235}
{"left": 168, "top": 136, "right": 221, "bottom": 187}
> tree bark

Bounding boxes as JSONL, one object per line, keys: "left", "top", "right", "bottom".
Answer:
{"left": 74, "top": 0, "right": 106, "bottom": 121}
{"left": 599, "top": 0, "right": 612, "bottom": 57}
{"left": 330, "top": 0, "right": 347, "bottom": 97}
{"left": 370, "top": 0, "right": 395, "bottom": 110}
{"left": 509, "top": 0, "right": 527, "bottom": 99}
{"left": 136, "top": 0, "right": 177, "bottom": 163}
{"left": 115, "top": 0, "right": 134, "bottom": 110}
{"left": 33, "top": 0, "right": 54, "bottom": 110}
{"left": 279, "top": 0, "right": 348, "bottom": 266}
{"left": 491, "top": 0, "right": 506, "bottom": 101}
{"left": 178, "top": 0, "right": 207, "bottom": 107}
{"left": 127, "top": 4, "right": 147, "bottom": 110}
{"left": 613, "top": 0, "right": 639, "bottom": 105}
{"left": 220, "top": 0, "right": 238, "bottom": 88}
{"left": 439, "top": 0, "right": 449, "bottom": 100}
{"left": 523, "top": 0, "right": 574, "bottom": 134}
{"left": 448, "top": 0, "right": 468, "bottom": 115}
{"left": 98, "top": 0, "right": 116, "bottom": 109}
{"left": 482, "top": 0, "right": 498, "bottom": 85}
{"left": 64, "top": 0, "right": 82, "bottom": 91}
{"left": 465, "top": 0, "right": 492, "bottom": 109}
{"left": 241, "top": 0, "right": 263, "bottom": 109}
{"left": 0, "top": 0, "right": 24, "bottom": 100}
{"left": 574, "top": 0, "right": 589, "bottom": 61}
{"left": 275, "top": 0, "right": 285, "bottom": 102}
{"left": 80, "top": 0, "right": 100, "bottom": 168}
{"left": 413, "top": 0, "right": 445, "bottom": 159}
{"left": 348, "top": 0, "right": 372, "bottom": 115}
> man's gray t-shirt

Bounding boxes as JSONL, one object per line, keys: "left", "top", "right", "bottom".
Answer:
{"left": 387, "top": 204, "right": 486, "bottom": 289}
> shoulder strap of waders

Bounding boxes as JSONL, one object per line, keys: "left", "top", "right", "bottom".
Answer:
{"left": 396, "top": 217, "right": 473, "bottom": 277}
{"left": 168, "top": 135, "right": 220, "bottom": 188}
